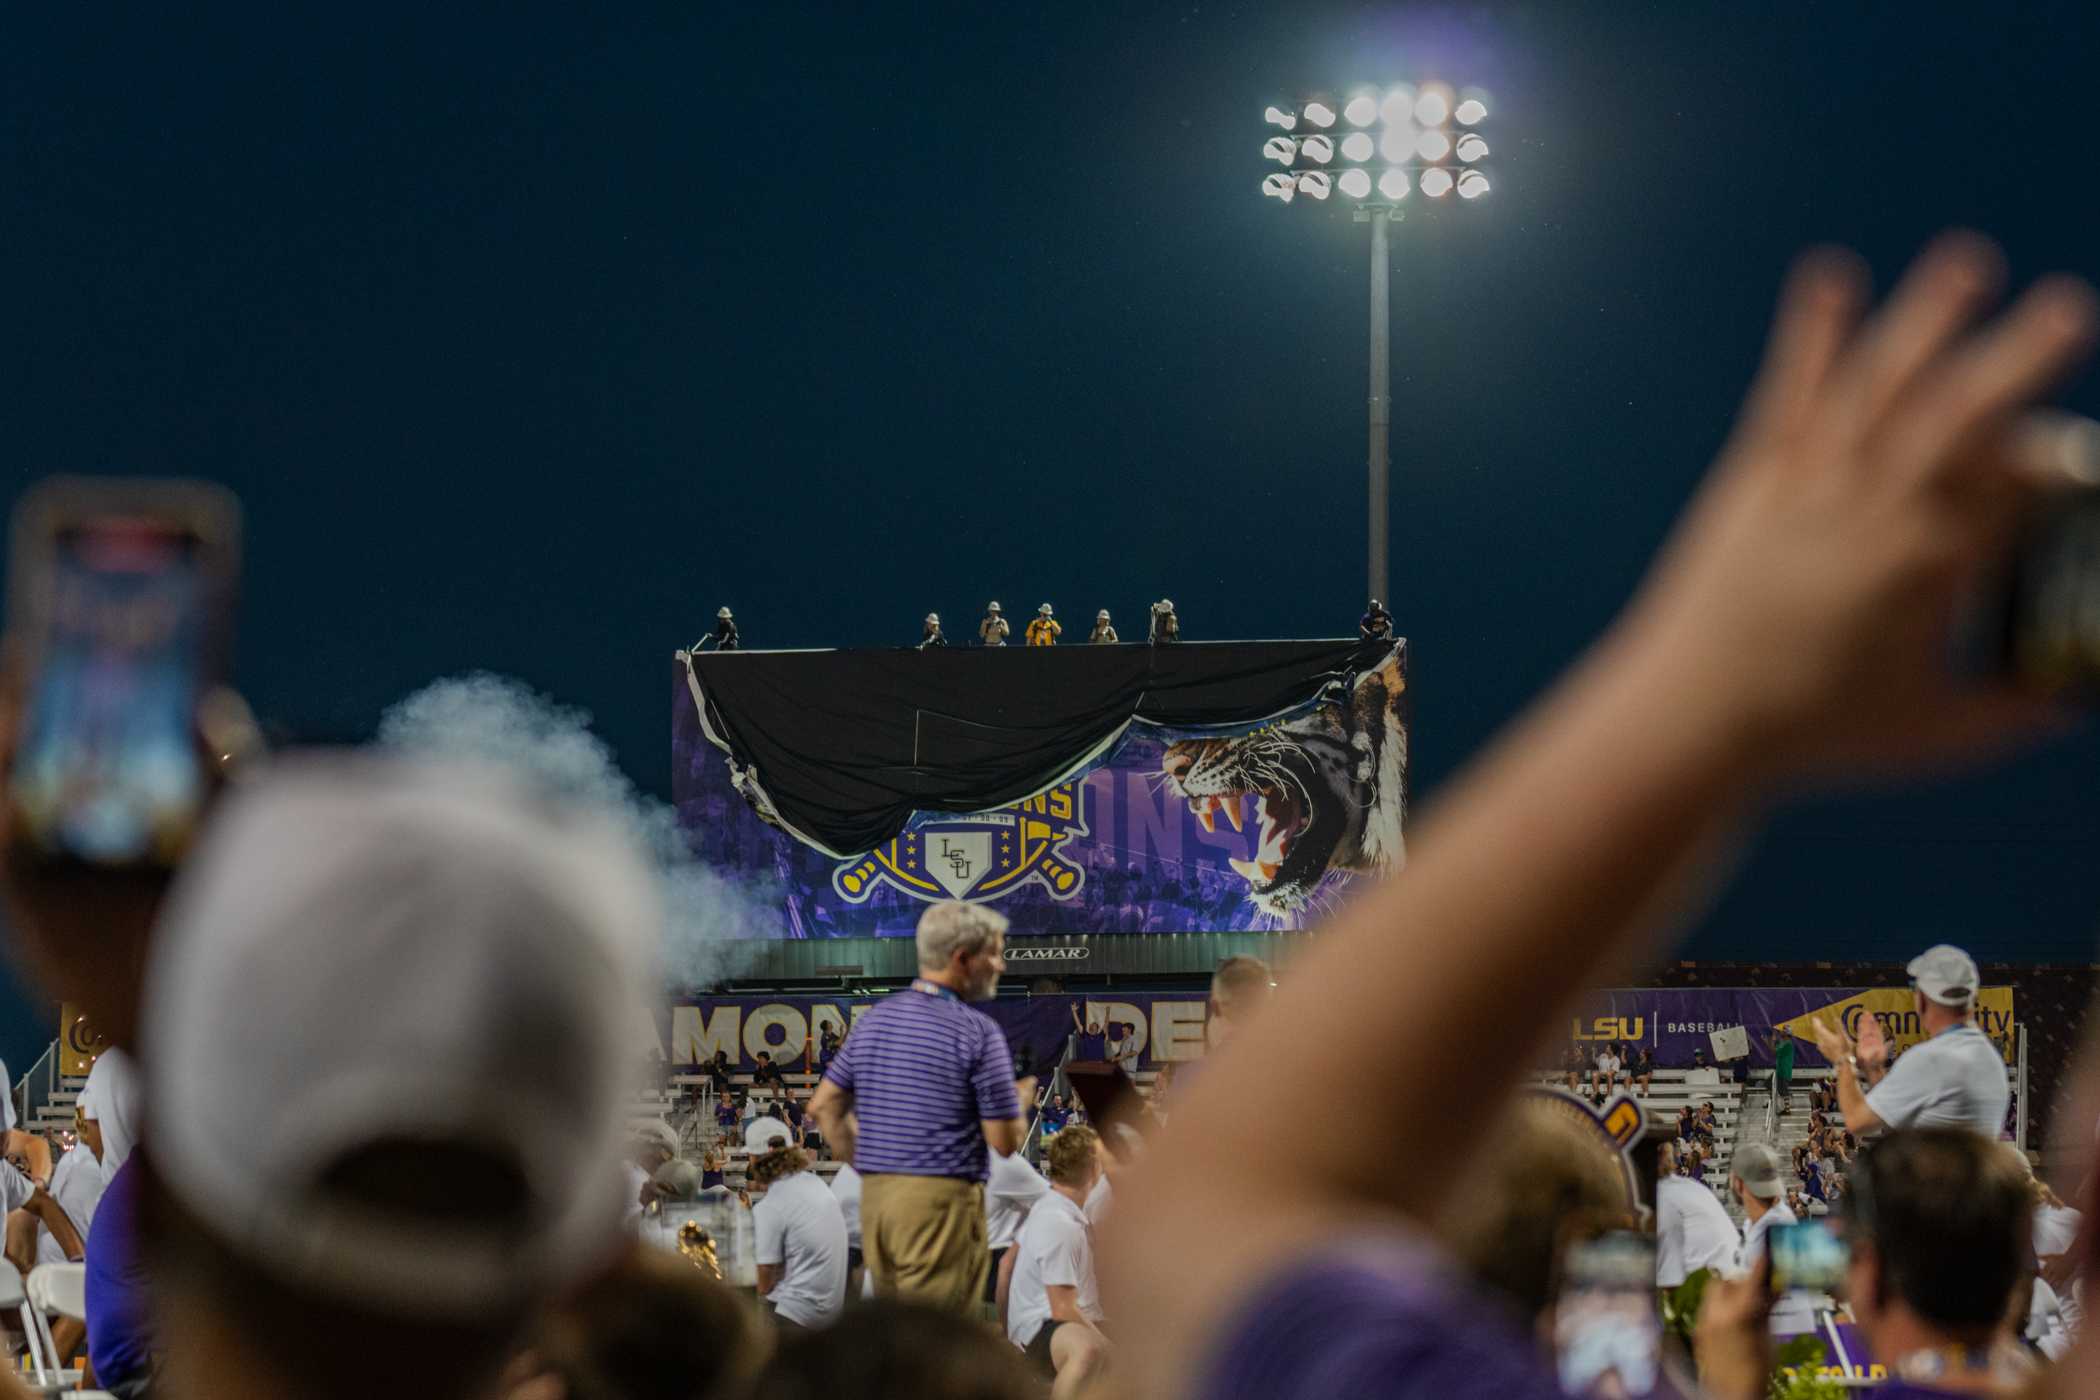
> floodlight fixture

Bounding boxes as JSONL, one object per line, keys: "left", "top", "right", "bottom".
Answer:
{"left": 1256, "top": 79, "right": 1496, "bottom": 607}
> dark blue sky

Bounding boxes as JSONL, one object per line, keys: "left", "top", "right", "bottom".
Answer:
{"left": 5, "top": 0, "right": 2100, "bottom": 1022}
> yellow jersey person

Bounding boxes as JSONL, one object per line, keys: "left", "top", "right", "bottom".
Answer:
{"left": 1026, "top": 604, "right": 1061, "bottom": 646}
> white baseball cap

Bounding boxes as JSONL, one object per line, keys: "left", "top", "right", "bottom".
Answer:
{"left": 142, "top": 755, "right": 660, "bottom": 1319}
{"left": 1907, "top": 944, "right": 1980, "bottom": 1006}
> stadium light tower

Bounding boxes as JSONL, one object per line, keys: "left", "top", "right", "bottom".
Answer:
{"left": 1263, "top": 83, "right": 1492, "bottom": 606}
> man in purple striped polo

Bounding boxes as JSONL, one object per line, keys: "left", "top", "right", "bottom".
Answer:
{"left": 808, "top": 901, "right": 1026, "bottom": 1314}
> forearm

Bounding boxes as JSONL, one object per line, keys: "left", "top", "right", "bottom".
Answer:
{"left": 1835, "top": 1062, "right": 1880, "bottom": 1132}
{"left": 1163, "top": 623, "right": 1758, "bottom": 1216}
{"left": 26, "top": 1190, "right": 81, "bottom": 1260}
{"left": 1107, "top": 621, "right": 1761, "bottom": 1364}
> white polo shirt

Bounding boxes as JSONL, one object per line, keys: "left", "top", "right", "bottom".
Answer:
{"left": 37, "top": 1144, "right": 107, "bottom": 1266}
{"left": 1864, "top": 1023, "right": 2009, "bottom": 1137}
{"left": 830, "top": 1163, "right": 863, "bottom": 1250}
{"left": 1007, "top": 1187, "right": 1104, "bottom": 1349}
{"left": 1656, "top": 1175, "right": 1740, "bottom": 1287}
{"left": 753, "top": 1169, "right": 848, "bottom": 1327}
{"left": 986, "top": 1150, "right": 1050, "bottom": 1251}
{"left": 1596, "top": 1051, "right": 1621, "bottom": 1077}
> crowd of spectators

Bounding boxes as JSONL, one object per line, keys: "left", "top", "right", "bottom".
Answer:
{"left": 5, "top": 234, "right": 2100, "bottom": 1400}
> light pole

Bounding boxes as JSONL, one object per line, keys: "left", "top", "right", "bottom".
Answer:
{"left": 1263, "top": 85, "right": 1491, "bottom": 608}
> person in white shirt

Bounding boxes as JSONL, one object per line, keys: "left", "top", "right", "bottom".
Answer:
{"left": 830, "top": 1161, "right": 868, "bottom": 1296}
{"left": 986, "top": 1147, "right": 1050, "bottom": 1317}
{"left": 1811, "top": 944, "right": 2010, "bottom": 1138}
{"left": 1006, "top": 1125, "right": 1109, "bottom": 1398}
{"left": 1727, "top": 1144, "right": 1815, "bottom": 1333}
{"left": 750, "top": 1145, "right": 848, "bottom": 1329}
{"left": 1591, "top": 1045, "right": 1624, "bottom": 1101}
{"left": 1654, "top": 1142, "right": 1740, "bottom": 1287}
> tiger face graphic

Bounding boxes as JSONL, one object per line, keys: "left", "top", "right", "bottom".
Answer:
{"left": 1159, "top": 649, "right": 1406, "bottom": 916}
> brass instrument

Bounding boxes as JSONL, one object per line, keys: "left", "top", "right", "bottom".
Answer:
{"left": 676, "top": 1219, "right": 723, "bottom": 1280}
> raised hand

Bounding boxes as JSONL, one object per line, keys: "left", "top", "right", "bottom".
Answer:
{"left": 1622, "top": 236, "right": 2095, "bottom": 782}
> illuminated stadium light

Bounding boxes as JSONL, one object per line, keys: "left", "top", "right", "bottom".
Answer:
{"left": 1257, "top": 80, "right": 1495, "bottom": 608}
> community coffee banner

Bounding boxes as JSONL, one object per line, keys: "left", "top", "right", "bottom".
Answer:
{"left": 650, "top": 993, "right": 1213, "bottom": 1073}
{"left": 1566, "top": 986, "right": 2016, "bottom": 1068}
{"left": 673, "top": 641, "right": 1408, "bottom": 936}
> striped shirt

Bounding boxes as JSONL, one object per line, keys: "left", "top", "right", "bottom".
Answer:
{"left": 823, "top": 983, "right": 1021, "bottom": 1179}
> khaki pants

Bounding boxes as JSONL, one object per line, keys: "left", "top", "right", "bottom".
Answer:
{"left": 860, "top": 1173, "right": 988, "bottom": 1315}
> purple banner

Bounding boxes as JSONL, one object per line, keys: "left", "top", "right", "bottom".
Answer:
{"left": 1565, "top": 987, "right": 2015, "bottom": 1069}
{"left": 653, "top": 993, "right": 1212, "bottom": 1073}
{"left": 672, "top": 646, "right": 1409, "bottom": 937}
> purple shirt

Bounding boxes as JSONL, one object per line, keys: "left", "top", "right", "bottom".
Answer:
{"left": 1198, "top": 1239, "right": 1566, "bottom": 1400}
{"left": 823, "top": 984, "right": 1021, "bottom": 1180}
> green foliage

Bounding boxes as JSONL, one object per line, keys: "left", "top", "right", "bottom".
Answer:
{"left": 1658, "top": 1268, "right": 1712, "bottom": 1344}
{"left": 1769, "top": 1338, "right": 1846, "bottom": 1400}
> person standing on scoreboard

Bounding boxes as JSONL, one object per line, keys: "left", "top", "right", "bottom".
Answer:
{"left": 980, "top": 602, "right": 1010, "bottom": 647}
{"left": 1027, "top": 604, "right": 1061, "bottom": 647}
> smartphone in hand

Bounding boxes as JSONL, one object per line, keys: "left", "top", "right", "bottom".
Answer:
{"left": 5, "top": 478, "right": 240, "bottom": 868}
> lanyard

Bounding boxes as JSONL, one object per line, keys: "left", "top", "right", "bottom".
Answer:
{"left": 911, "top": 978, "right": 961, "bottom": 1003}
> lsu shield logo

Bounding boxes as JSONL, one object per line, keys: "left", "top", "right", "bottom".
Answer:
{"left": 832, "top": 781, "right": 1090, "bottom": 906}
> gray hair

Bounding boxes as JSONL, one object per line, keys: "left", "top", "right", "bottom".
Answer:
{"left": 915, "top": 901, "right": 1008, "bottom": 972}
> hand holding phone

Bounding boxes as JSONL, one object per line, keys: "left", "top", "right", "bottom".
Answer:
{"left": 4, "top": 479, "right": 240, "bottom": 868}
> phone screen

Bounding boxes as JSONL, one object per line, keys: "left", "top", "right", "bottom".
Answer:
{"left": 8, "top": 518, "right": 208, "bottom": 865}
{"left": 1554, "top": 1232, "right": 1661, "bottom": 1399}
{"left": 1768, "top": 1220, "right": 1848, "bottom": 1296}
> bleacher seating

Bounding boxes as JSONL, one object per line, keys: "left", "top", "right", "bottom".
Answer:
{"left": 1534, "top": 1067, "right": 1748, "bottom": 1196}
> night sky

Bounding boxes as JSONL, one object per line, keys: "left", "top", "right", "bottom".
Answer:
{"left": 4, "top": 0, "right": 2100, "bottom": 1058}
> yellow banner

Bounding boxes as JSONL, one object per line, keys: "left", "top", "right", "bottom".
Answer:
{"left": 1774, "top": 987, "right": 2015, "bottom": 1064}
{"left": 58, "top": 1003, "right": 109, "bottom": 1078}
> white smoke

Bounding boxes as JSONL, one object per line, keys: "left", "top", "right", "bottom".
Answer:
{"left": 376, "top": 672, "right": 764, "bottom": 989}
